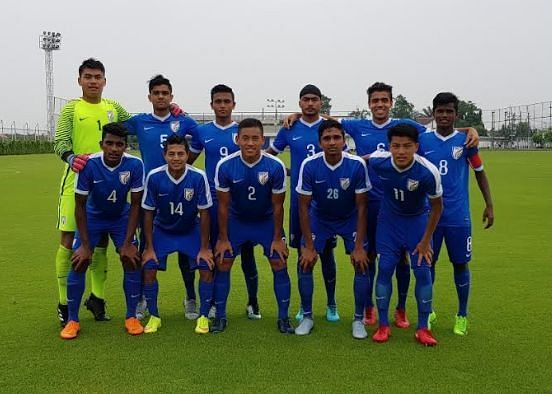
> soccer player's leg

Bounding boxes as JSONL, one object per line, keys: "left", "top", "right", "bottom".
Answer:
{"left": 363, "top": 200, "right": 379, "bottom": 326}
{"left": 288, "top": 202, "right": 305, "bottom": 321}
{"left": 427, "top": 226, "right": 445, "bottom": 328}
{"left": 178, "top": 253, "right": 198, "bottom": 320}
{"left": 320, "top": 237, "right": 339, "bottom": 321}
{"left": 142, "top": 259, "right": 161, "bottom": 334}
{"left": 85, "top": 233, "right": 111, "bottom": 322}
{"left": 394, "top": 250, "right": 411, "bottom": 329}
{"left": 241, "top": 242, "right": 260, "bottom": 319}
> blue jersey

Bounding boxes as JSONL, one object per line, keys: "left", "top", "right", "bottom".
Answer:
{"left": 270, "top": 118, "right": 323, "bottom": 192}
{"left": 189, "top": 121, "right": 240, "bottom": 197}
{"left": 215, "top": 151, "right": 286, "bottom": 222}
{"left": 142, "top": 164, "right": 212, "bottom": 233}
{"left": 419, "top": 130, "right": 483, "bottom": 226}
{"left": 296, "top": 152, "right": 371, "bottom": 221}
{"left": 369, "top": 151, "right": 442, "bottom": 216}
{"left": 342, "top": 118, "right": 426, "bottom": 201}
{"left": 75, "top": 152, "right": 144, "bottom": 219}
{"left": 125, "top": 113, "right": 198, "bottom": 173}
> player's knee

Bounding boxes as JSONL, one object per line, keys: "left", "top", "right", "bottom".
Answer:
{"left": 270, "top": 259, "right": 287, "bottom": 271}
{"left": 453, "top": 263, "right": 468, "bottom": 273}
{"left": 143, "top": 268, "right": 157, "bottom": 284}
{"left": 217, "top": 259, "right": 234, "bottom": 272}
{"left": 199, "top": 268, "right": 213, "bottom": 283}
{"left": 60, "top": 231, "right": 75, "bottom": 249}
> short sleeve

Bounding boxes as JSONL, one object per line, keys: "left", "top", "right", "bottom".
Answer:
{"left": 75, "top": 165, "right": 92, "bottom": 195}
{"left": 271, "top": 159, "right": 287, "bottom": 194}
{"left": 296, "top": 160, "right": 313, "bottom": 195}
{"left": 130, "top": 159, "right": 145, "bottom": 192}
{"left": 141, "top": 173, "right": 157, "bottom": 210}
{"left": 354, "top": 160, "right": 371, "bottom": 193}
{"left": 215, "top": 161, "right": 230, "bottom": 192}
{"left": 270, "top": 127, "right": 289, "bottom": 153}
{"left": 197, "top": 171, "right": 213, "bottom": 209}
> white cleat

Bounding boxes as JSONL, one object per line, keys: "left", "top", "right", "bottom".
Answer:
{"left": 208, "top": 305, "right": 216, "bottom": 319}
{"left": 136, "top": 296, "right": 148, "bottom": 320}
{"left": 184, "top": 298, "right": 199, "bottom": 320}
{"left": 352, "top": 319, "right": 368, "bottom": 339}
{"left": 295, "top": 317, "right": 314, "bottom": 336}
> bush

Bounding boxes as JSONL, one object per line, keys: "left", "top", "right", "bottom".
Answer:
{"left": 0, "top": 140, "right": 54, "bottom": 155}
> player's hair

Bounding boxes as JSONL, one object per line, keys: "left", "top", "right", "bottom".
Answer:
{"left": 78, "top": 58, "right": 105, "bottom": 76}
{"left": 432, "top": 92, "right": 459, "bottom": 112}
{"left": 318, "top": 119, "right": 344, "bottom": 140}
{"left": 367, "top": 82, "right": 393, "bottom": 101}
{"left": 387, "top": 123, "right": 418, "bottom": 143}
{"left": 211, "top": 84, "right": 235, "bottom": 102}
{"left": 163, "top": 134, "right": 189, "bottom": 153}
{"left": 102, "top": 122, "right": 128, "bottom": 141}
{"left": 238, "top": 118, "right": 263, "bottom": 135}
{"left": 148, "top": 74, "right": 172, "bottom": 93}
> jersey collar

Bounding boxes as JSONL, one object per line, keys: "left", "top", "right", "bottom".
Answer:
{"left": 391, "top": 155, "right": 416, "bottom": 173}
{"left": 434, "top": 129, "right": 459, "bottom": 141}
{"left": 213, "top": 121, "right": 237, "bottom": 130}
{"left": 165, "top": 165, "right": 188, "bottom": 184}
{"left": 239, "top": 151, "right": 263, "bottom": 168}
{"left": 371, "top": 118, "right": 392, "bottom": 129}
{"left": 100, "top": 152, "right": 124, "bottom": 172}
{"left": 323, "top": 153, "right": 344, "bottom": 171}
{"left": 299, "top": 117, "right": 323, "bottom": 127}
{"left": 151, "top": 113, "right": 171, "bottom": 122}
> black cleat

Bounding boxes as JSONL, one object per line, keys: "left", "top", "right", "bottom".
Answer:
{"left": 57, "top": 303, "right": 68, "bottom": 327}
{"left": 277, "top": 318, "right": 295, "bottom": 334}
{"left": 84, "top": 293, "right": 112, "bottom": 321}
{"left": 210, "top": 317, "right": 228, "bottom": 334}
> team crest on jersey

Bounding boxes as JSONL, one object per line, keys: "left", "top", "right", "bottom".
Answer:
{"left": 258, "top": 172, "right": 269, "bottom": 185}
{"left": 452, "top": 146, "right": 464, "bottom": 160}
{"left": 340, "top": 178, "right": 350, "bottom": 190}
{"left": 119, "top": 171, "right": 131, "bottom": 185}
{"left": 107, "top": 110, "right": 114, "bottom": 122}
{"left": 407, "top": 178, "right": 419, "bottom": 191}
{"left": 170, "top": 121, "right": 180, "bottom": 133}
{"left": 184, "top": 188, "right": 194, "bottom": 201}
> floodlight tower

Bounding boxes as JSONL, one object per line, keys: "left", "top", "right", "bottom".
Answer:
{"left": 266, "top": 98, "right": 285, "bottom": 125}
{"left": 39, "top": 31, "right": 62, "bottom": 138}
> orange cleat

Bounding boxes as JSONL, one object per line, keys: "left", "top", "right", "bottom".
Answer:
{"left": 60, "top": 320, "right": 80, "bottom": 340}
{"left": 125, "top": 317, "right": 144, "bottom": 336}
{"left": 363, "top": 306, "right": 377, "bottom": 326}
{"left": 372, "top": 325, "right": 391, "bottom": 343}
{"left": 415, "top": 328, "right": 438, "bottom": 347}
{"left": 394, "top": 308, "right": 410, "bottom": 329}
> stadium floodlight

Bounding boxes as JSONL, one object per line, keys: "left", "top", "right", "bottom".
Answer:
{"left": 39, "top": 31, "right": 62, "bottom": 138}
{"left": 266, "top": 98, "right": 285, "bottom": 125}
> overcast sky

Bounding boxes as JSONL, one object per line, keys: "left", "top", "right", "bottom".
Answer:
{"left": 1, "top": 0, "right": 550, "bottom": 128}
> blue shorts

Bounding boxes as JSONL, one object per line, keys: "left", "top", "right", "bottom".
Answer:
{"left": 376, "top": 211, "right": 431, "bottom": 269}
{"left": 208, "top": 201, "right": 219, "bottom": 249}
{"left": 290, "top": 193, "right": 337, "bottom": 250}
{"left": 309, "top": 214, "right": 366, "bottom": 255}
{"left": 148, "top": 226, "right": 208, "bottom": 271}
{"left": 73, "top": 214, "right": 132, "bottom": 252}
{"left": 227, "top": 217, "right": 285, "bottom": 260}
{"left": 433, "top": 225, "right": 472, "bottom": 264}
{"left": 366, "top": 199, "right": 380, "bottom": 254}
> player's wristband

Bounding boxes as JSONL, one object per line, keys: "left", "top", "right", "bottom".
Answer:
{"left": 66, "top": 154, "right": 76, "bottom": 166}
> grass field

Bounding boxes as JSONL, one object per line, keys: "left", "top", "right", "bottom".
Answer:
{"left": 1, "top": 151, "right": 551, "bottom": 392}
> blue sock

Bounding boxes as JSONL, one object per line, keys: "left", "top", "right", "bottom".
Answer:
{"left": 353, "top": 270, "right": 370, "bottom": 320}
{"left": 375, "top": 255, "right": 395, "bottom": 326}
{"left": 395, "top": 261, "right": 411, "bottom": 310}
{"left": 214, "top": 270, "right": 230, "bottom": 319}
{"left": 123, "top": 270, "right": 142, "bottom": 319}
{"left": 143, "top": 280, "right": 159, "bottom": 317}
{"left": 366, "top": 261, "right": 376, "bottom": 307}
{"left": 430, "top": 262, "right": 436, "bottom": 285}
{"left": 178, "top": 253, "right": 196, "bottom": 300}
{"left": 199, "top": 275, "right": 214, "bottom": 317}
{"left": 241, "top": 244, "right": 258, "bottom": 304}
{"left": 298, "top": 264, "right": 314, "bottom": 317}
{"left": 454, "top": 264, "right": 470, "bottom": 317}
{"left": 320, "top": 245, "right": 337, "bottom": 307}
{"left": 414, "top": 267, "right": 432, "bottom": 329}
{"left": 273, "top": 268, "right": 291, "bottom": 320}
{"left": 67, "top": 270, "right": 86, "bottom": 322}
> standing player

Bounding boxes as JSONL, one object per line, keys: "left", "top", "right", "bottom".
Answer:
{"left": 54, "top": 58, "right": 132, "bottom": 326}
{"left": 188, "top": 85, "right": 260, "bottom": 319}
{"left": 213, "top": 118, "right": 294, "bottom": 334}
{"left": 419, "top": 92, "right": 494, "bottom": 335}
{"left": 124, "top": 75, "right": 200, "bottom": 320}
{"left": 295, "top": 120, "right": 371, "bottom": 338}
{"left": 368, "top": 123, "right": 443, "bottom": 346}
{"left": 141, "top": 135, "right": 214, "bottom": 334}
{"left": 266, "top": 85, "right": 340, "bottom": 322}
{"left": 60, "top": 123, "right": 144, "bottom": 339}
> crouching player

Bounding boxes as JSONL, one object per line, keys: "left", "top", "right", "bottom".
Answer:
{"left": 213, "top": 118, "right": 294, "bottom": 334}
{"left": 369, "top": 124, "right": 443, "bottom": 346}
{"left": 296, "top": 120, "right": 371, "bottom": 338}
{"left": 141, "top": 135, "right": 214, "bottom": 334}
{"left": 61, "top": 123, "right": 144, "bottom": 339}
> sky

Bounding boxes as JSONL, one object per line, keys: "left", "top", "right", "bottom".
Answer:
{"left": 0, "top": 0, "right": 550, "bottom": 129}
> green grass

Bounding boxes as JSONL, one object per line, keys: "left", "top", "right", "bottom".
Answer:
{"left": 1, "top": 151, "right": 551, "bottom": 392}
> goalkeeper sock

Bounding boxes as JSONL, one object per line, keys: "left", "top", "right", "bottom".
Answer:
{"left": 90, "top": 247, "right": 108, "bottom": 299}
{"left": 55, "top": 245, "right": 72, "bottom": 305}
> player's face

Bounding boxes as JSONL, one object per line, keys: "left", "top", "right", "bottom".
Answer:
{"left": 211, "top": 92, "right": 235, "bottom": 119}
{"left": 369, "top": 91, "right": 392, "bottom": 122}
{"left": 433, "top": 103, "right": 457, "bottom": 130}
{"left": 319, "top": 127, "right": 345, "bottom": 156}
{"left": 237, "top": 127, "right": 264, "bottom": 161}
{"left": 148, "top": 84, "right": 173, "bottom": 112}
{"left": 299, "top": 94, "right": 322, "bottom": 117}
{"left": 78, "top": 68, "right": 106, "bottom": 100}
{"left": 164, "top": 144, "right": 188, "bottom": 172}
{"left": 389, "top": 136, "right": 418, "bottom": 168}
{"left": 100, "top": 134, "right": 127, "bottom": 166}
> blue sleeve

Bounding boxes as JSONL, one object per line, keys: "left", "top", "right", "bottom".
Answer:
{"left": 189, "top": 126, "right": 203, "bottom": 153}
{"left": 271, "top": 160, "right": 286, "bottom": 193}
{"left": 215, "top": 162, "right": 230, "bottom": 191}
{"left": 341, "top": 119, "right": 358, "bottom": 137}
{"left": 296, "top": 161, "right": 313, "bottom": 195}
{"left": 401, "top": 118, "right": 427, "bottom": 135}
{"left": 423, "top": 168, "right": 442, "bottom": 199}
{"left": 75, "top": 166, "right": 92, "bottom": 194}
{"left": 465, "top": 145, "right": 479, "bottom": 158}
{"left": 142, "top": 174, "right": 157, "bottom": 210}
{"left": 177, "top": 115, "right": 199, "bottom": 137}
{"left": 270, "top": 127, "right": 288, "bottom": 153}
{"left": 354, "top": 161, "right": 371, "bottom": 193}
{"left": 130, "top": 160, "right": 145, "bottom": 192}
{"left": 124, "top": 115, "right": 139, "bottom": 136}
{"left": 197, "top": 172, "right": 212, "bottom": 209}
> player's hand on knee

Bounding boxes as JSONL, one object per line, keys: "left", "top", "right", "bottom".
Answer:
{"left": 215, "top": 239, "right": 233, "bottom": 264}
{"left": 483, "top": 206, "right": 494, "bottom": 229}
{"left": 141, "top": 248, "right": 158, "bottom": 267}
{"left": 71, "top": 246, "right": 92, "bottom": 272}
{"left": 198, "top": 248, "right": 215, "bottom": 270}
{"left": 413, "top": 241, "right": 433, "bottom": 266}
{"left": 351, "top": 247, "right": 368, "bottom": 273}
{"left": 120, "top": 243, "right": 140, "bottom": 270}
{"left": 270, "top": 239, "right": 289, "bottom": 264}
{"left": 299, "top": 246, "right": 318, "bottom": 270}
{"left": 67, "top": 153, "right": 90, "bottom": 173}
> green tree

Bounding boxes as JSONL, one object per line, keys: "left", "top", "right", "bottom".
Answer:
{"left": 390, "top": 94, "right": 416, "bottom": 119}
{"left": 456, "top": 100, "right": 488, "bottom": 136}
{"left": 421, "top": 106, "right": 433, "bottom": 117}
{"left": 348, "top": 107, "right": 370, "bottom": 119}
{"left": 532, "top": 132, "right": 545, "bottom": 148}
{"left": 321, "top": 94, "right": 332, "bottom": 115}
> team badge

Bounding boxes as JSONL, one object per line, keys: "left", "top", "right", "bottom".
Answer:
{"left": 340, "top": 178, "right": 350, "bottom": 190}
{"left": 107, "top": 110, "right": 114, "bottom": 122}
{"left": 452, "top": 146, "right": 464, "bottom": 160}
{"left": 170, "top": 121, "right": 180, "bottom": 133}
{"left": 119, "top": 171, "right": 131, "bottom": 185}
{"left": 184, "top": 188, "right": 194, "bottom": 201}
{"left": 232, "top": 132, "right": 238, "bottom": 145}
{"left": 258, "top": 171, "right": 269, "bottom": 185}
{"left": 407, "top": 178, "right": 419, "bottom": 191}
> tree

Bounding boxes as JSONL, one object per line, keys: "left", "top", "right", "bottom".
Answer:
{"left": 348, "top": 107, "right": 370, "bottom": 119}
{"left": 532, "top": 132, "right": 545, "bottom": 148}
{"left": 390, "top": 94, "right": 417, "bottom": 119}
{"left": 321, "top": 94, "right": 332, "bottom": 115}
{"left": 421, "top": 106, "right": 433, "bottom": 117}
{"left": 456, "top": 100, "right": 488, "bottom": 136}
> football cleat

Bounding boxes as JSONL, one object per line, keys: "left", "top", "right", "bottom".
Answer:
{"left": 277, "top": 318, "right": 295, "bottom": 334}
{"left": 125, "top": 317, "right": 144, "bottom": 335}
{"left": 363, "top": 306, "right": 377, "bottom": 326}
{"left": 135, "top": 296, "right": 148, "bottom": 320}
{"left": 352, "top": 319, "right": 368, "bottom": 339}
{"left": 453, "top": 315, "right": 468, "bottom": 336}
{"left": 57, "top": 303, "right": 68, "bottom": 327}
{"left": 60, "top": 320, "right": 80, "bottom": 340}
{"left": 84, "top": 293, "right": 111, "bottom": 321}
{"left": 372, "top": 325, "right": 391, "bottom": 343}
{"left": 295, "top": 317, "right": 314, "bottom": 336}
{"left": 195, "top": 316, "right": 210, "bottom": 334}
{"left": 326, "top": 305, "right": 340, "bottom": 322}
{"left": 210, "top": 317, "right": 228, "bottom": 333}
{"left": 415, "top": 328, "right": 438, "bottom": 346}
{"left": 144, "top": 316, "right": 162, "bottom": 334}
{"left": 394, "top": 308, "right": 410, "bottom": 329}
{"left": 246, "top": 303, "right": 262, "bottom": 320}
{"left": 184, "top": 298, "right": 199, "bottom": 320}
{"left": 208, "top": 305, "right": 216, "bottom": 319}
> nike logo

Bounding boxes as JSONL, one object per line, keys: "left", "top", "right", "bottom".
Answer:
{"left": 158, "top": 193, "right": 168, "bottom": 196}
{"left": 205, "top": 138, "right": 215, "bottom": 143}
{"left": 457, "top": 282, "right": 469, "bottom": 288}
{"left": 79, "top": 117, "right": 89, "bottom": 121}
{"left": 144, "top": 126, "right": 154, "bottom": 130}
{"left": 379, "top": 176, "right": 389, "bottom": 180}
{"left": 424, "top": 150, "right": 435, "bottom": 154}
{"left": 361, "top": 133, "right": 371, "bottom": 137}
{"left": 93, "top": 180, "right": 104, "bottom": 183}
{"left": 375, "top": 296, "right": 386, "bottom": 300}
{"left": 315, "top": 180, "right": 325, "bottom": 184}
{"left": 131, "top": 294, "right": 140, "bottom": 299}
{"left": 232, "top": 179, "right": 243, "bottom": 183}
{"left": 292, "top": 136, "right": 302, "bottom": 141}
{"left": 465, "top": 253, "right": 472, "bottom": 258}
{"left": 421, "top": 299, "right": 432, "bottom": 304}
